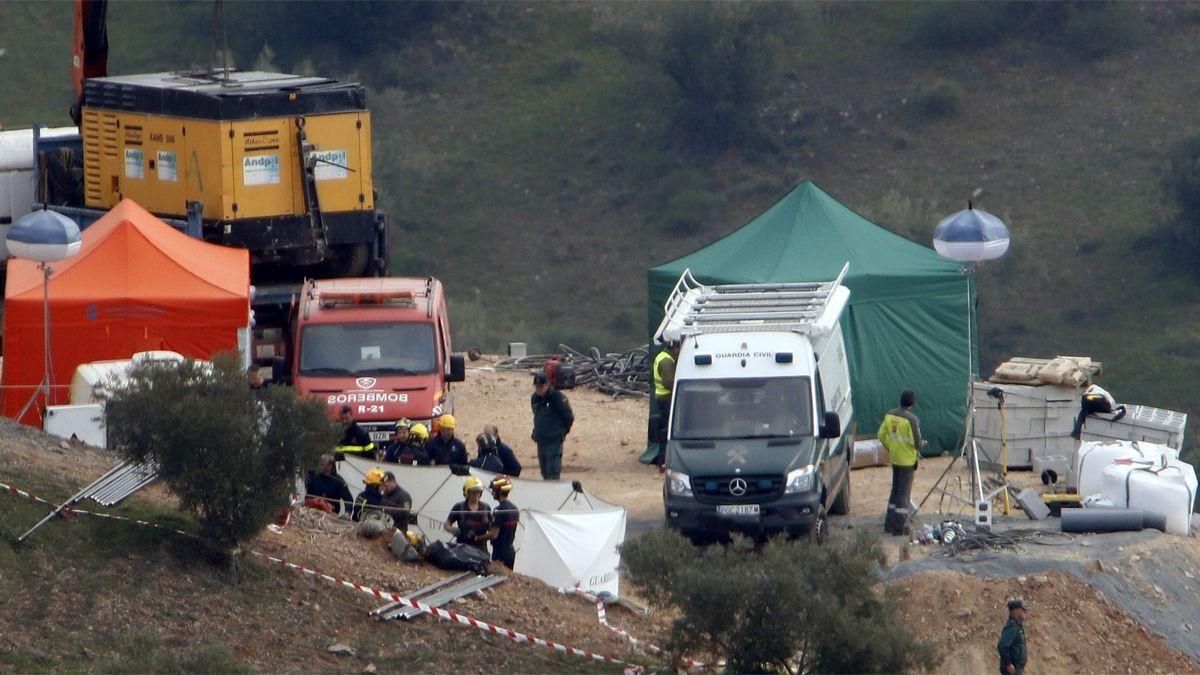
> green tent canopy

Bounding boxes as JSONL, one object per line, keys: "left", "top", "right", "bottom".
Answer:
{"left": 647, "top": 180, "right": 975, "bottom": 455}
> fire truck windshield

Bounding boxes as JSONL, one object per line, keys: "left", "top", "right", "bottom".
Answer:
{"left": 299, "top": 323, "right": 437, "bottom": 376}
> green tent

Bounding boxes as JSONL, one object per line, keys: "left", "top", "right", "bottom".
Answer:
{"left": 647, "top": 181, "right": 974, "bottom": 455}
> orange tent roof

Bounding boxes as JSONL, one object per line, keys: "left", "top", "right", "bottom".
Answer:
{"left": 6, "top": 199, "right": 248, "bottom": 305}
{"left": 2, "top": 199, "right": 249, "bottom": 425}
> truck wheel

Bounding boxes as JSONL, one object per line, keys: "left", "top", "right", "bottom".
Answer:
{"left": 322, "top": 243, "right": 370, "bottom": 278}
{"left": 829, "top": 475, "right": 851, "bottom": 515}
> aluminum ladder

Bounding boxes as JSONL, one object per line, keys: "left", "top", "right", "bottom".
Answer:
{"left": 656, "top": 262, "right": 849, "bottom": 340}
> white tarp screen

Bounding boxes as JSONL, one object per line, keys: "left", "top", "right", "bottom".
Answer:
{"left": 339, "top": 456, "right": 626, "bottom": 592}
{"left": 515, "top": 509, "right": 625, "bottom": 595}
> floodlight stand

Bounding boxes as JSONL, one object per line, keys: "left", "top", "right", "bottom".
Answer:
{"left": 16, "top": 263, "right": 55, "bottom": 423}
{"left": 914, "top": 263, "right": 1009, "bottom": 527}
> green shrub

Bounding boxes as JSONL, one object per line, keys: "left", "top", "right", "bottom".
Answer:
{"left": 913, "top": 79, "right": 964, "bottom": 121}
{"left": 657, "top": 186, "right": 720, "bottom": 237}
{"left": 906, "top": 1, "right": 1138, "bottom": 57}
{"left": 103, "top": 353, "right": 338, "bottom": 554}
{"left": 621, "top": 529, "right": 939, "bottom": 673}
{"left": 906, "top": 2, "right": 1016, "bottom": 50}
{"left": 1163, "top": 134, "right": 1200, "bottom": 254}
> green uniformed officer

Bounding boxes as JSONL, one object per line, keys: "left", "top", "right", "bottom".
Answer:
{"left": 997, "top": 598, "right": 1028, "bottom": 675}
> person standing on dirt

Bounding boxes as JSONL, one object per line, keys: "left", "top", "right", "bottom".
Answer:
{"left": 487, "top": 476, "right": 520, "bottom": 569}
{"left": 997, "top": 598, "right": 1028, "bottom": 674}
{"left": 427, "top": 413, "right": 469, "bottom": 467}
{"left": 336, "top": 405, "right": 376, "bottom": 460}
{"left": 651, "top": 340, "right": 681, "bottom": 471}
{"left": 878, "top": 389, "right": 925, "bottom": 535}
{"left": 531, "top": 370, "right": 574, "bottom": 480}
{"left": 444, "top": 476, "right": 494, "bottom": 552}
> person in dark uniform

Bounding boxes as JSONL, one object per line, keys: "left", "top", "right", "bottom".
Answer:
{"left": 379, "top": 471, "right": 412, "bottom": 529}
{"left": 487, "top": 476, "right": 520, "bottom": 569}
{"left": 382, "top": 419, "right": 413, "bottom": 463}
{"left": 997, "top": 598, "right": 1028, "bottom": 675}
{"left": 531, "top": 371, "right": 574, "bottom": 480}
{"left": 444, "top": 476, "right": 494, "bottom": 552}
{"left": 304, "top": 453, "right": 353, "bottom": 514}
{"left": 352, "top": 468, "right": 386, "bottom": 521}
{"left": 484, "top": 424, "right": 522, "bottom": 477}
{"left": 336, "top": 405, "right": 376, "bottom": 459}
{"left": 426, "top": 413, "right": 469, "bottom": 466}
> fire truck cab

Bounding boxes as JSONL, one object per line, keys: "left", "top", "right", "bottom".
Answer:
{"left": 285, "top": 276, "right": 465, "bottom": 442}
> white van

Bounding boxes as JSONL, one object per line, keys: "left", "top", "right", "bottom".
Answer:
{"left": 655, "top": 265, "right": 854, "bottom": 541}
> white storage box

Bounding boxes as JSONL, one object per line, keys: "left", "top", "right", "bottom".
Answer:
{"left": 1079, "top": 405, "right": 1187, "bottom": 450}
{"left": 972, "top": 381, "right": 1082, "bottom": 469}
{"left": 44, "top": 404, "right": 106, "bottom": 448}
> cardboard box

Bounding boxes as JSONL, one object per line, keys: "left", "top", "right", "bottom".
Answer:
{"left": 851, "top": 438, "right": 889, "bottom": 469}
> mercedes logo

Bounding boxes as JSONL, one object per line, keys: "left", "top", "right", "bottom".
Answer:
{"left": 729, "top": 478, "right": 748, "bottom": 496}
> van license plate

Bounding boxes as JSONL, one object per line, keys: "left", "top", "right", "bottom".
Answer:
{"left": 716, "top": 504, "right": 760, "bottom": 516}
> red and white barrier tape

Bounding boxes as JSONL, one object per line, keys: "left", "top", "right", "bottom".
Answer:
{"left": 1, "top": 479, "right": 195, "bottom": 538}
{"left": 1, "top": 480, "right": 53, "bottom": 506}
{"left": 254, "top": 552, "right": 644, "bottom": 671}
{"left": 572, "top": 588, "right": 710, "bottom": 671}
{"left": 3, "top": 479, "right": 646, "bottom": 671}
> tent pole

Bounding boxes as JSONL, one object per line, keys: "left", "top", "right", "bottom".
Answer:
{"left": 16, "top": 263, "right": 54, "bottom": 423}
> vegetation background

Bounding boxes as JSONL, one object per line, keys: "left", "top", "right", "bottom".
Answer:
{"left": 3, "top": 1, "right": 1200, "bottom": 450}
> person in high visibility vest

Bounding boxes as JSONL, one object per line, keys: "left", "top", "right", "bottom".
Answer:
{"left": 877, "top": 389, "right": 925, "bottom": 535}
{"left": 336, "top": 405, "right": 376, "bottom": 459}
{"left": 651, "top": 340, "right": 681, "bottom": 470}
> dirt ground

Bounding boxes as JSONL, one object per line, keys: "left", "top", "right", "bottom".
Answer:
{"left": 2, "top": 356, "right": 1197, "bottom": 672}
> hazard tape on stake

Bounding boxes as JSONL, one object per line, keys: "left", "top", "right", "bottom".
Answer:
{"left": 572, "top": 588, "right": 711, "bottom": 671}
{"left": 0, "top": 480, "right": 644, "bottom": 671}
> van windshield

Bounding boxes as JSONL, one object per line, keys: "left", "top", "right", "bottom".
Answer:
{"left": 299, "top": 323, "right": 437, "bottom": 376}
{"left": 671, "top": 377, "right": 813, "bottom": 441}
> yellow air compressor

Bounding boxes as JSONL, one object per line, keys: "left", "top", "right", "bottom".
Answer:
{"left": 80, "top": 70, "right": 383, "bottom": 276}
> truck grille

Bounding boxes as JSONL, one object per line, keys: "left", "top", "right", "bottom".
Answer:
{"left": 693, "top": 475, "right": 783, "bottom": 503}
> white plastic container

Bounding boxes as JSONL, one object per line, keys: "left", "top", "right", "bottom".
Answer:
{"left": 1100, "top": 457, "right": 1197, "bottom": 536}
{"left": 1079, "top": 404, "right": 1188, "bottom": 450}
{"left": 1074, "top": 440, "right": 1176, "bottom": 497}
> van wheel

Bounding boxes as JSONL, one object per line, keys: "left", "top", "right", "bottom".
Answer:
{"left": 829, "top": 476, "right": 851, "bottom": 515}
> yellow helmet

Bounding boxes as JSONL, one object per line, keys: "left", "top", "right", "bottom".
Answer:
{"left": 490, "top": 475, "right": 513, "bottom": 498}
{"left": 364, "top": 468, "right": 386, "bottom": 486}
{"left": 410, "top": 423, "right": 429, "bottom": 442}
{"left": 440, "top": 413, "right": 457, "bottom": 430}
{"left": 462, "top": 476, "right": 484, "bottom": 497}
{"left": 394, "top": 418, "right": 413, "bottom": 430}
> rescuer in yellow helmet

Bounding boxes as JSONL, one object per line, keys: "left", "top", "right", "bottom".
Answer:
{"left": 444, "top": 475, "right": 494, "bottom": 552}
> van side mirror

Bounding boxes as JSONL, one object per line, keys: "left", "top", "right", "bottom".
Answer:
{"left": 819, "top": 411, "right": 841, "bottom": 439}
{"left": 271, "top": 356, "right": 291, "bottom": 386}
{"left": 448, "top": 354, "right": 466, "bottom": 382}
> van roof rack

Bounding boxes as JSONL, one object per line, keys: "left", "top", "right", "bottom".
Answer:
{"left": 654, "top": 263, "right": 850, "bottom": 341}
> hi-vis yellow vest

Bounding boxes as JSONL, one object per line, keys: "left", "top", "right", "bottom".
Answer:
{"left": 878, "top": 413, "right": 918, "bottom": 468}
{"left": 653, "top": 351, "right": 676, "bottom": 399}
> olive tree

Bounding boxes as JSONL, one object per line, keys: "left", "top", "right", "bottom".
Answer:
{"left": 103, "top": 353, "right": 338, "bottom": 556}
{"left": 621, "top": 529, "right": 938, "bottom": 674}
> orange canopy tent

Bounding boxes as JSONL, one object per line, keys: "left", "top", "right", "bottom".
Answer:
{"left": 2, "top": 199, "right": 250, "bottom": 425}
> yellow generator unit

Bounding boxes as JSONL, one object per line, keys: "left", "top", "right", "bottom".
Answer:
{"left": 80, "top": 70, "right": 384, "bottom": 276}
